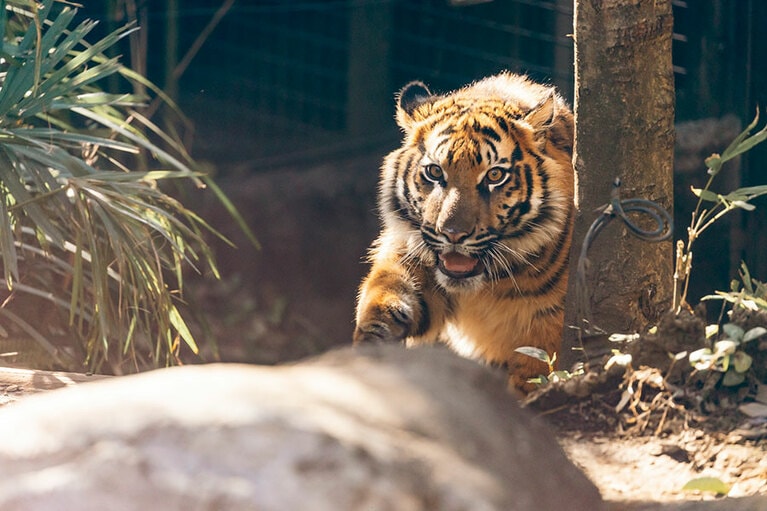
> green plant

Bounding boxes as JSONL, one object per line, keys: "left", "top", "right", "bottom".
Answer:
{"left": 673, "top": 111, "right": 767, "bottom": 313}
{"left": 514, "top": 346, "right": 583, "bottom": 385}
{"left": 0, "top": 0, "right": 241, "bottom": 372}
{"left": 688, "top": 323, "right": 766, "bottom": 387}
{"left": 704, "top": 261, "right": 767, "bottom": 312}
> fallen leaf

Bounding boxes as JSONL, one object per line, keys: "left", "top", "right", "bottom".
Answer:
{"left": 738, "top": 402, "right": 767, "bottom": 418}
{"left": 681, "top": 477, "right": 730, "bottom": 495}
{"left": 755, "top": 383, "right": 767, "bottom": 405}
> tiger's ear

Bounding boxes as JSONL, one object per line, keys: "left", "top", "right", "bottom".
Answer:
{"left": 396, "top": 81, "right": 433, "bottom": 132}
{"left": 523, "top": 93, "right": 557, "bottom": 140}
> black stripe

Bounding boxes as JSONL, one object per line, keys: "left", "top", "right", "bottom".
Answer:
{"left": 486, "top": 140, "right": 498, "bottom": 161}
{"left": 434, "top": 136, "right": 451, "bottom": 154}
{"left": 494, "top": 116, "right": 509, "bottom": 135}
{"left": 502, "top": 163, "right": 533, "bottom": 226}
{"left": 480, "top": 125, "right": 501, "bottom": 142}
{"left": 523, "top": 168, "right": 554, "bottom": 231}
{"left": 504, "top": 259, "right": 567, "bottom": 299}
{"left": 437, "top": 125, "right": 455, "bottom": 137}
{"left": 413, "top": 294, "right": 431, "bottom": 336}
{"left": 544, "top": 202, "right": 574, "bottom": 269}
{"left": 510, "top": 145, "right": 524, "bottom": 164}
{"left": 503, "top": 220, "right": 571, "bottom": 299}
{"left": 396, "top": 153, "right": 424, "bottom": 225}
{"left": 522, "top": 162, "right": 534, "bottom": 208}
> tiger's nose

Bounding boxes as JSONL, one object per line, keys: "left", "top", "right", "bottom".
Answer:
{"left": 441, "top": 227, "right": 470, "bottom": 244}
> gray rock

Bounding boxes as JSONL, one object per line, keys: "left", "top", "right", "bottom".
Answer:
{"left": 0, "top": 345, "right": 605, "bottom": 511}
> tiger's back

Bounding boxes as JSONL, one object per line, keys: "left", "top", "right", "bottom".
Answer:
{"left": 354, "top": 72, "right": 574, "bottom": 391}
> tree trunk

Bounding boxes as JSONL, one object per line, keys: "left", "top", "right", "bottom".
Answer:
{"left": 564, "top": 0, "right": 675, "bottom": 354}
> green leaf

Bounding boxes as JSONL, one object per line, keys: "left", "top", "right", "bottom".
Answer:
{"left": 0, "top": 149, "right": 66, "bottom": 246}
{"left": 0, "top": 0, "right": 247, "bottom": 373}
{"left": 690, "top": 187, "right": 720, "bottom": 202}
{"left": 720, "top": 109, "right": 764, "bottom": 161}
{"left": 202, "top": 175, "right": 259, "bottom": 250}
{"left": 739, "top": 261, "right": 754, "bottom": 294}
{"left": 722, "top": 369, "right": 746, "bottom": 387}
{"left": 0, "top": 0, "right": 7, "bottom": 48}
{"left": 743, "top": 326, "right": 767, "bottom": 343}
{"left": 722, "top": 125, "right": 767, "bottom": 164}
{"left": 731, "top": 351, "right": 752, "bottom": 373}
{"left": 722, "top": 323, "right": 745, "bottom": 342}
{"left": 0, "top": 189, "right": 19, "bottom": 287}
{"left": 682, "top": 477, "right": 730, "bottom": 495}
{"left": 731, "top": 200, "right": 755, "bottom": 211}
{"left": 169, "top": 305, "right": 198, "bottom": 355}
{"left": 689, "top": 347, "right": 712, "bottom": 364}
{"left": 729, "top": 184, "right": 767, "bottom": 197}
{"left": 721, "top": 186, "right": 767, "bottom": 211}
{"left": 549, "top": 370, "right": 572, "bottom": 382}
{"left": 514, "top": 346, "right": 551, "bottom": 364}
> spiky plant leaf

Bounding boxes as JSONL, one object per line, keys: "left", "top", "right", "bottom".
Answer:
{"left": 0, "top": 0, "right": 236, "bottom": 372}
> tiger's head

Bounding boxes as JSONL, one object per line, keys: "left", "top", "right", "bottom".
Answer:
{"left": 380, "top": 72, "right": 574, "bottom": 292}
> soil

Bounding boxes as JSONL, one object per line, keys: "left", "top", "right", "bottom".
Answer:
{"left": 542, "top": 380, "right": 767, "bottom": 504}
{"left": 1, "top": 151, "right": 765, "bottom": 508}
{"left": 185, "top": 287, "right": 767, "bottom": 507}
{"left": 183, "top": 152, "right": 767, "bottom": 507}
{"left": 3, "top": 303, "right": 764, "bottom": 509}
{"left": 524, "top": 307, "right": 767, "bottom": 506}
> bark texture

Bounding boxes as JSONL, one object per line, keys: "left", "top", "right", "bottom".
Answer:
{"left": 565, "top": 0, "right": 675, "bottom": 348}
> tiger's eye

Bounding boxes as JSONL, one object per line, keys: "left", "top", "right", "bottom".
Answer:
{"left": 485, "top": 167, "right": 507, "bottom": 185}
{"left": 422, "top": 164, "right": 444, "bottom": 183}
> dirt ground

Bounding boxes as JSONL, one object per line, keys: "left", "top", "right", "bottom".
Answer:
{"left": 524, "top": 308, "right": 767, "bottom": 505}
{"left": 2, "top": 301, "right": 766, "bottom": 508}
{"left": 1, "top": 151, "right": 765, "bottom": 507}
{"left": 2, "top": 342, "right": 764, "bottom": 509}
{"left": 185, "top": 155, "right": 766, "bottom": 507}
{"left": 546, "top": 386, "right": 767, "bottom": 504}
{"left": 182, "top": 248, "right": 766, "bottom": 507}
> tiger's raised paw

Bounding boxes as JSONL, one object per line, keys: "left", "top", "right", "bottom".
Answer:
{"left": 353, "top": 298, "right": 416, "bottom": 345}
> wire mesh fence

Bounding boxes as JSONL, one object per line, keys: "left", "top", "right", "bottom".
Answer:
{"left": 168, "top": 0, "right": 574, "bottom": 166}
{"left": 120, "top": 0, "right": 759, "bottom": 184}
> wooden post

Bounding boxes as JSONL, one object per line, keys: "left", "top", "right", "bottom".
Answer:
{"left": 564, "top": 0, "right": 675, "bottom": 351}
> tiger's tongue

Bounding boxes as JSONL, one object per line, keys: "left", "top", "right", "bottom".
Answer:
{"left": 439, "top": 252, "right": 478, "bottom": 273}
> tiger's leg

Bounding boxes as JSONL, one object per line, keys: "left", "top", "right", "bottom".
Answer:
{"left": 354, "top": 257, "right": 445, "bottom": 345}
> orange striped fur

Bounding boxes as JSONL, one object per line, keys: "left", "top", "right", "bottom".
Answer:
{"left": 354, "top": 72, "right": 575, "bottom": 392}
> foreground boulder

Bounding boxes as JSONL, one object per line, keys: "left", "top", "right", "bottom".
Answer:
{"left": 0, "top": 345, "right": 604, "bottom": 511}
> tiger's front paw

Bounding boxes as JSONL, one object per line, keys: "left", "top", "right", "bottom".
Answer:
{"left": 353, "top": 296, "right": 416, "bottom": 345}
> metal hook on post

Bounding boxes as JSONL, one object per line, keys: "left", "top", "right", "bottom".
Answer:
{"left": 575, "top": 178, "right": 673, "bottom": 335}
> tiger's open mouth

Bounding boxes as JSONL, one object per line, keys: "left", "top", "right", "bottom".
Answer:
{"left": 437, "top": 251, "right": 484, "bottom": 279}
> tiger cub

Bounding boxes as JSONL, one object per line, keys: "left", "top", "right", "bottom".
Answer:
{"left": 354, "top": 72, "right": 575, "bottom": 392}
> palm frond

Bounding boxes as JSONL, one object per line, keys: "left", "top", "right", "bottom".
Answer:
{"left": 0, "top": 0, "right": 236, "bottom": 373}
